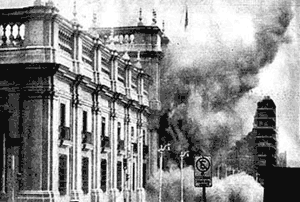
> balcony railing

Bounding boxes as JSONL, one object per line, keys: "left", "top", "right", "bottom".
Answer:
{"left": 101, "top": 136, "right": 110, "bottom": 152}
{"left": 0, "top": 22, "right": 25, "bottom": 47}
{"left": 132, "top": 143, "right": 138, "bottom": 153}
{"left": 82, "top": 131, "right": 93, "bottom": 151}
{"left": 118, "top": 140, "right": 125, "bottom": 152}
{"left": 59, "top": 126, "right": 71, "bottom": 140}
{"left": 59, "top": 126, "right": 71, "bottom": 147}
{"left": 82, "top": 131, "right": 93, "bottom": 145}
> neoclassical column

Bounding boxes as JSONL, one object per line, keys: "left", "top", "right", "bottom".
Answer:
{"left": 70, "top": 75, "right": 83, "bottom": 202}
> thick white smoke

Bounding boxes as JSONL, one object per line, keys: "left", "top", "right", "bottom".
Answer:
{"left": 145, "top": 166, "right": 264, "bottom": 202}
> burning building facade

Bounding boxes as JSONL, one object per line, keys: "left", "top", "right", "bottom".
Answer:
{"left": 253, "top": 96, "right": 277, "bottom": 183}
{"left": 0, "top": 3, "right": 168, "bottom": 202}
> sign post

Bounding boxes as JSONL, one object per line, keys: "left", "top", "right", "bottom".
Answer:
{"left": 194, "top": 156, "right": 212, "bottom": 202}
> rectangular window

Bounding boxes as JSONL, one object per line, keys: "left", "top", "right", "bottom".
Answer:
{"left": 101, "top": 58, "right": 111, "bottom": 77}
{"left": 117, "top": 122, "right": 121, "bottom": 141}
{"left": 117, "top": 161, "right": 122, "bottom": 191}
{"left": 143, "top": 78, "right": 150, "bottom": 95}
{"left": 60, "top": 103, "right": 66, "bottom": 126}
{"left": 82, "top": 157, "right": 89, "bottom": 194}
{"left": 101, "top": 159, "right": 107, "bottom": 192}
{"left": 132, "top": 162, "right": 135, "bottom": 191}
{"left": 131, "top": 71, "right": 138, "bottom": 91}
{"left": 101, "top": 117, "right": 106, "bottom": 137}
{"left": 117, "top": 122, "right": 124, "bottom": 151}
{"left": 83, "top": 111, "right": 87, "bottom": 132}
{"left": 59, "top": 154, "right": 67, "bottom": 195}
{"left": 118, "top": 66, "right": 125, "bottom": 84}
{"left": 131, "top": 126, "right": 134, "bottom": 140}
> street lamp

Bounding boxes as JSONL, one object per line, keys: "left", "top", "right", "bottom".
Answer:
{"left": 180, "top": 151, "right": 189, "bottom": 202}
{"left": 158, "top": 143, "right": 170, "bottom": 202}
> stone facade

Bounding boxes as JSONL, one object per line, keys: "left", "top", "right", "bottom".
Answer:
{"left": 0, "top": 4, "right": 168, "bottom": 202}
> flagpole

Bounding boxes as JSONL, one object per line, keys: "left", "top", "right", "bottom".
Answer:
{"left": 184, "top": 0, "right": 188, "bottom": 31}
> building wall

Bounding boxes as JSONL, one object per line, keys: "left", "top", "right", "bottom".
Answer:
{"left": 0, "top": 4, "right": 167, "bottom": 202}
{"left": 254, "top": 96, "right": 277, "bottom": 185}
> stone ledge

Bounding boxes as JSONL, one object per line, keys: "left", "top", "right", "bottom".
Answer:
{"left": 17, "top": 190, "right": 56, "bottom": 202}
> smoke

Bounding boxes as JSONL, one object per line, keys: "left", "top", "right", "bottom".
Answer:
{"left": 145, "top": 166, "right": 264, "bottom": 202}
{"left": 159, "top": 0, "right": 293, "bottom": 165}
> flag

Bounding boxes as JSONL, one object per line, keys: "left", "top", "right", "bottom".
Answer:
{"left": 184, "top": 4, "right": 188, "bottom": 30}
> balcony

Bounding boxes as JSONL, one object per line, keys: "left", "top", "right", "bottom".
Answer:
{"left": 82, "top": 131, "right": 93, "bottom": 151}
{"left": 0, "top": 22, "right": 25, "bottom": 48}
{"left": 101, "top": 136, "right": 110, "bottom": 152}
{"left": 132, "top": 143, "right": 138, "bottom": 153}
{"left": 117, "top": 140, "right": 125, "bottom": 153}
{"left": 59, "top": 126, "right": 71, "bottom": 147}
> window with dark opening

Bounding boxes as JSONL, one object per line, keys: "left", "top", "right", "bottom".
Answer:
{"left": 117, "top": 122, "right": 121, "bottom": 141}
{"left": 82, "top": 111, "right": 87, "bottom": 132}
{"left": 60, "top": 103, "right": 66, "bottom": 126}
{"left": 101, "top": 117, "right": 106, "bottom": 137}
{"left": 59, "top": 154, "right": 67, "bottom": 195}
{"left": 132, "top": 162, "right": 135, "bottom": 191}
{"left": 82, "top": 157, "right": 89, "bottom": 194}
{"left": 117, "top": 161, "right": 122, "bottom": 191}
{"left": 101, "top": 159, "right": 107, "bottom": 192}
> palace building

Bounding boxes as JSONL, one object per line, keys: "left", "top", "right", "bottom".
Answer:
{"left": 0, "top": 2, "right": 168, "bottom": 202}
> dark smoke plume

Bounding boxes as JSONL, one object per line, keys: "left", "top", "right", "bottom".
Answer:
{"left": 157, "top": 0, "right": 293, "bottom": 168}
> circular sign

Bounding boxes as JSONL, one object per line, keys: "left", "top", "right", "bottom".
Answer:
{"left": 196, "top": 156, "right": 211, "bottom": 172}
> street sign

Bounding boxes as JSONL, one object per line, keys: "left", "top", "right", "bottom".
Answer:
{"left": 194, "top": 156, "right": 212, "bottom": 187}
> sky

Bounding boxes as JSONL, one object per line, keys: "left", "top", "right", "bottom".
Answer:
{"left": 1, "top": 0, "right": 300, "bottom": 166}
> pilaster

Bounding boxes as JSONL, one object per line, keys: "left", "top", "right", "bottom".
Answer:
{"left": 136, "top": 114, "right": 144, "bottom": 202}
{"left": 70, "top": 75, "right": 83, "bottom": 202}
{"left": 109, "top": 101, "right": 118, "bottom": 201}
{"left": 123, "top": 107, "right": 131, "bottom": 202}
{"left": 91, "top": 88, "right": 102, "bottom": 201}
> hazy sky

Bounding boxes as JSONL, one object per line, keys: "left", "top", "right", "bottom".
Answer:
{"left": 1, "top": 0, "right": 300, "bottom": 166}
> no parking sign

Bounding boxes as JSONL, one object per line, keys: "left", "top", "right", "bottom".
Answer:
{"left": 194, "top": 156, "right": 212, "bottom": 187}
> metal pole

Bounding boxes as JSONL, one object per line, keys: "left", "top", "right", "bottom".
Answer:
{"left": 180, "top": 151, "right": 188, "bottom": 202}
{"left": 159, "top": 148, "right": 163, "bottom": 202}
{"left": 180, "top": 155, "right": 183, "bottom": 202}
{"left": 158, "top": 144, "right": 170, "bottom": 202}
{"left": 202, "top": 186, "right": 206, "bottom": 202}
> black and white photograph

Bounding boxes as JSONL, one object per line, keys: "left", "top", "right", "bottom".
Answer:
{"left": 0, "top": 0, "right": 299, "bottom": 201}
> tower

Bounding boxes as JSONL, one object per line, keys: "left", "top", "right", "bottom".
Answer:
{"left": 253, "top": 96, "right": 277, "bottom": 184}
